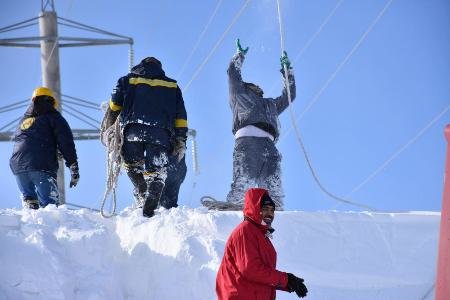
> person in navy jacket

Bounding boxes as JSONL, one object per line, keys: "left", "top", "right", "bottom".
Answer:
{"left": 216, "top": 188, "right": 308, "bottom": 299}
{"left": 9, "top": 87, "right": 79, "bottom": 209}
{"left": 102, "top": 57, "right": 188, "bottom": 217}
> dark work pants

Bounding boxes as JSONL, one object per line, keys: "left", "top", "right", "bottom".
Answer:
{"left": 226, "top": 137, "right": 284, "bottom": 209}
{"left": 160, "top": 155, "right": 187, "bottom": 209}
{"left": 122, "top": 140, "right": 169, "bottom": 207}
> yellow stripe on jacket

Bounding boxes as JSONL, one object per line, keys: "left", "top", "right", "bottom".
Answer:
{"left": 129, "top": 77, "right": 178, "bottom": 88}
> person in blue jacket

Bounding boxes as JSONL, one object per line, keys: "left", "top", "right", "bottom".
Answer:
{"left": 102, "top": 57, "right": 188, "bottom": 217}
{"left": 225, "top": 39, "right": 296, "bottom": 210}
{"left": 9, "top": 87, "right": 79, "bottom": 209}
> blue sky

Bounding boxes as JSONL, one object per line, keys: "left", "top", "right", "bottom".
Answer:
{"left": 0, "top": 0, "right": 449, "bottom": 212}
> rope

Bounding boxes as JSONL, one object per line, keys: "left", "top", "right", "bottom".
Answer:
{"left": 99, "top": 118, "right": 123, "bottom": 218}
{"left": 183, "top": 0, "right": 251, "bottom": 93}
{"left": 276, "top": 0, "right": 377, "bottom": 211}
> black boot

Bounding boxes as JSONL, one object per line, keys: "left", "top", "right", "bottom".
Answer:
{"left": 23, "top": 198, "right": 39, "bottom": 210}
{"left": 143, "top": 180, "right": 165, "bottom": 218}
{"left": 126, "top": 166, "right": 147, "bottom": 207}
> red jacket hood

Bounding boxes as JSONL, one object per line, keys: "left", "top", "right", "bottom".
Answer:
{"left": 243, "top": 188, "right": 268, "bottom": 225}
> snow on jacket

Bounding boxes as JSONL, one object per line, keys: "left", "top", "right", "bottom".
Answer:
{"left": 10, "top": 99, "right": 77, "bottom": 174}
{"left": 216, "top": 188, "right": 288, "bottom": 300}
{"left": 107, "top": 60, "right": 188, "bottom": 139}
{"left": 228, "top": 53, "right": 296, "bottom": 141}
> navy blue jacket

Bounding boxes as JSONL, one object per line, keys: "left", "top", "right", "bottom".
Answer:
{"left": 10, "top": 99, "right": 77, "bottom": 174}
{"left": 108, "top": 61, "right": 188, "bottom": 139}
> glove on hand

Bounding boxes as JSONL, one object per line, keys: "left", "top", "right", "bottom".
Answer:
{"left": 287, "top": 273, "right": 308, "bottom": 298}
{"left": 172, "top": 137, "right": 186, "bottom": 163}
{"left": 69, "top": 162, "right": 80, "bottom": 188}
{"left": 236, "top": 38, "right": 249, "bottom": 55}
{"left": 280, "top": 51, "right": 292, "bottom": 70}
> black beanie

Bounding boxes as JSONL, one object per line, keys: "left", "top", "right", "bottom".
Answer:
{"left": 261, "top": 193, "right": 275, "bottom": 208}
{"left": 142, "top": 57, "right": 162, "bottom": 67}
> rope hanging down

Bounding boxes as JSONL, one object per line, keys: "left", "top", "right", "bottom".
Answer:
{"left": 275, "top": 0, "right": 376, "bottom": 211}
{"left": 99, "top": 118, "right": 122, "bottom": 218}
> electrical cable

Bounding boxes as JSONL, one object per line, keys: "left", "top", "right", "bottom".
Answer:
{"left": 183, "top": 0, "right": 251, "bottom": 93}
{"left": 276, "top": 0, "right": 377, "bottom": 211}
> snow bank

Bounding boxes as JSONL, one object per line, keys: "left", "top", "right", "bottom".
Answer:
{"left": 0, "top": 206, "right": 440, "bottom": 299}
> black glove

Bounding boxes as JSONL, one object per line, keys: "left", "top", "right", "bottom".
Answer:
{"left": 69, "top": 162, "right": 80, "bottom": 188}
{"left": 172, "top": 137, "right": 186, "bottom": 162}
{"left": 287, "top": 273, "right": 308, "bottom": 298}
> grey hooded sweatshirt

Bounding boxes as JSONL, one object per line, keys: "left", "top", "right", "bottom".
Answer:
{"left": 227, "top": 53, "right": 296, "bottom": 141}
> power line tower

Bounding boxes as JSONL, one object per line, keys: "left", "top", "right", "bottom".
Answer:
{"left": 0, "top": 0, "right": 133, "bottom": 204}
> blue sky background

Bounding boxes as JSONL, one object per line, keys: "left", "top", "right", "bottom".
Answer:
{"left": 0, "top": 0, "right": 449, "bottom": 212}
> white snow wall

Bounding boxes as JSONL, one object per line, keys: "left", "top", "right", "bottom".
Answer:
{"left": 0, "top": 206, "right": 440, "bottom": 300}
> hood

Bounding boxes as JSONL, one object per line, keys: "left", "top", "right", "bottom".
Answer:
{"left": 130, "top": 60, "right": 165, "bottom": 78}
{"left": 243, "top": 188, "right": 268, "bottom": 224}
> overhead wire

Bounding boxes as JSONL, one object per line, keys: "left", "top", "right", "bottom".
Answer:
{"left": 293, "top": 0, "right": 344, "bottom": 63}
{"left": 276, "top": 0, "right": 378, "bottom": 211}
{"left": 345, "top": 104, "right": 450, "bottom": 198}
{"left": 176, "top": 0, "right": 223, "bottom": 79}
{"left": 266, "top": 0, "right": 343, "bottom": 97}
{"left": 183, "top": 0, "right": 251, "bottom": 93}
{"left": 282, "top": 0, "right": 394, "bottom": 136}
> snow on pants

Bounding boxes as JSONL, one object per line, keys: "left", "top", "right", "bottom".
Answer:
{"left": 160, "top": 155, "right": 187, "bottom": 209}
{"left": 122, "top": 141, "right": 169, "bottom": 198}
{"left": 226, "top": 136, "right": 284, "bottom": 209}
{"left": 14, "top": 170, "right": 59, "bottom": 207}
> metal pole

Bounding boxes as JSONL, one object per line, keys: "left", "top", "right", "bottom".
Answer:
{"left": 39, "top": 10, "right": 66, "bottom": 204}
{"left": 436, "top": 124, "right": 450, "bottom": 300}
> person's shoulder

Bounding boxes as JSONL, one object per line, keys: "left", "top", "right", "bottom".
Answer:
{"left": 162, "top": 76, "right": 177, "bottom": 84}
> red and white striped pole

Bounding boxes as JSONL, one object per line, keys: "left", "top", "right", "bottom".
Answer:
{"left": 436, "top": 124, "right": 450, "bottom": 300}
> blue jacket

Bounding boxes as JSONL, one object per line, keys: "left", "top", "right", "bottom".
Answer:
{"left": 108, "top": 61, "right": 188, "bottom": 139}
{"left": 10, "top": 99, "right": 77, "bottom": 174}
{"left": 228, "top": 53, "right": 296, "bottom": 141}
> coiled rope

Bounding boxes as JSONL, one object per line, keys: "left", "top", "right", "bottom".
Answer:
{"left": 99, "top": 118, "right": 122, "bottom": 218}
{"left": 276, "top": 0, "right": 376, "bottom": 211}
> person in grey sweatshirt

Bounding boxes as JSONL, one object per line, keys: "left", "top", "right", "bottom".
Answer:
{"left": 225, "top": 39, "right": 296, "bottom": 210}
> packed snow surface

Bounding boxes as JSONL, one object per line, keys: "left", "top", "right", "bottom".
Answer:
{"left": 0, "top": 205, "right": 440, "bottom": 299}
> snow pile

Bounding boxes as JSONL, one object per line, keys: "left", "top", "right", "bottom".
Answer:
{"left": 0, "top": 205, "right": 440, "bottom": 299}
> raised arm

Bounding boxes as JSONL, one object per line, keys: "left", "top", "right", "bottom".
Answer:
{"left": 274, "top": 51, "right": 296, "bottom": 114}
{"left": 227, "top": 39, "right": 249, "bottom": 90}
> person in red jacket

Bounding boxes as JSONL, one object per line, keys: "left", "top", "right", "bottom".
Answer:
{"left": 216, "top": 188, "right": 308, "bottom": 299}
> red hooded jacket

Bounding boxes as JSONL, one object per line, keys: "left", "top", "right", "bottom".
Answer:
{"left": 216, "top": 188, "right": 288, "bottom": 299}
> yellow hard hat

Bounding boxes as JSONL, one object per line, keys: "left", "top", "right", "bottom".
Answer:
{"left": 31, "top": 87, "right": 58, "bottom": 108}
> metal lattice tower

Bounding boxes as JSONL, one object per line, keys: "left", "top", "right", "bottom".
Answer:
{"left": 0, "top": 0, "right": 133, "bottom": 203}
